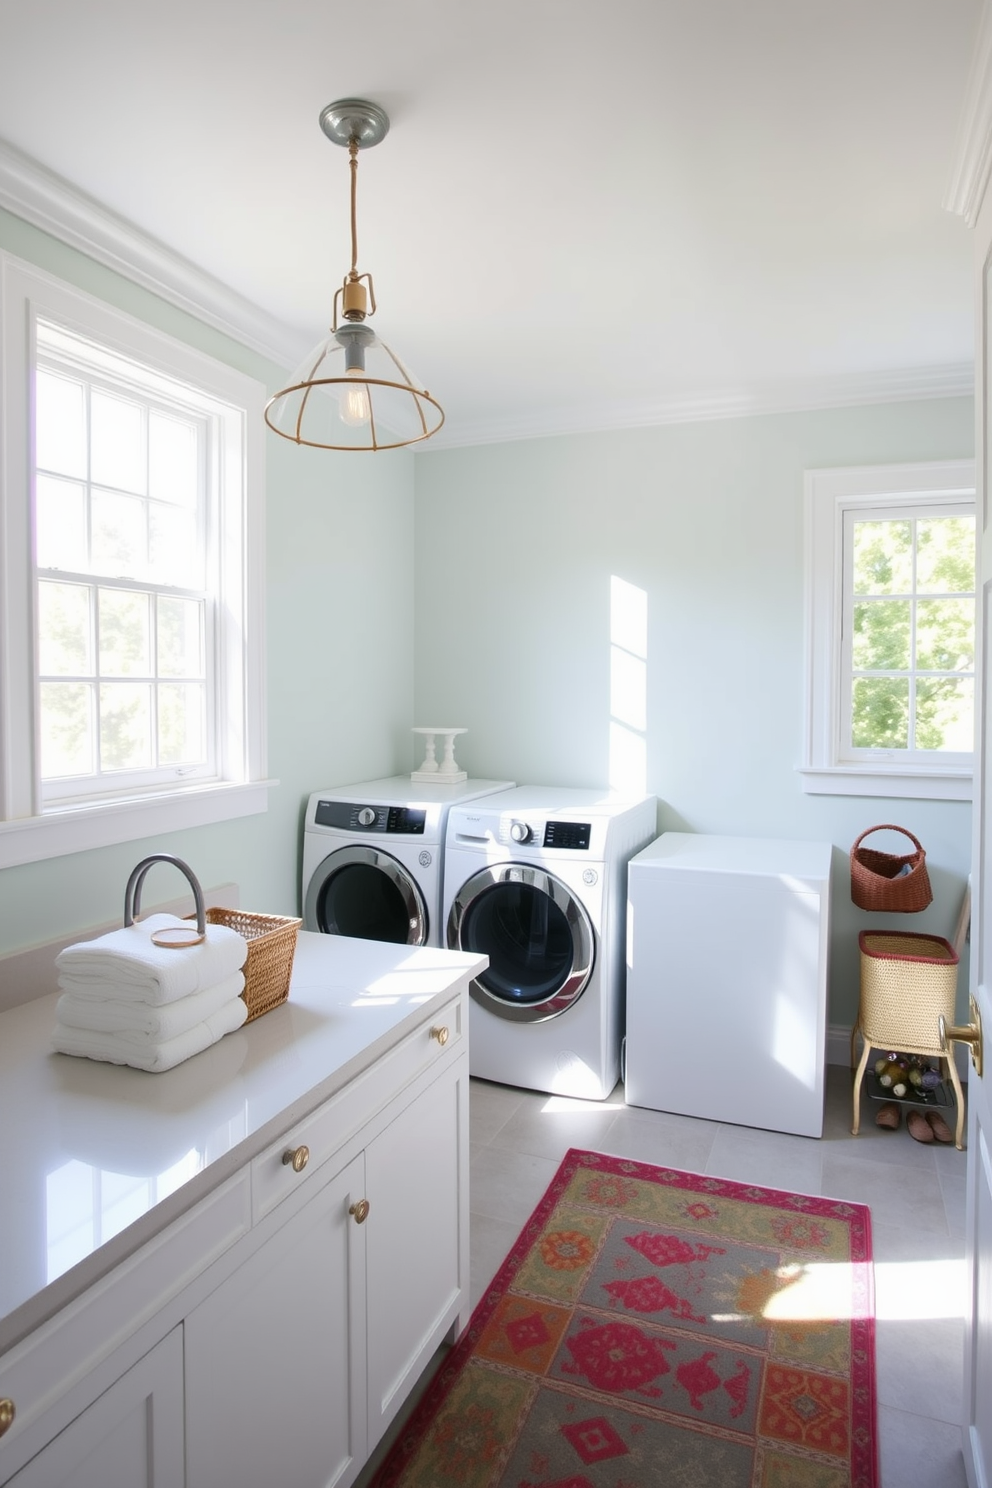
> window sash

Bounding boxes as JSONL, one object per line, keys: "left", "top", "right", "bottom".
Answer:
{"left": 838, "top": 503, "right": 975, "bottom": 767}
{"left": 0, "top": 251, "right": 269, "bottom": 869}
{"left": 801, "top": 461, "right": 976, "bottom": 801}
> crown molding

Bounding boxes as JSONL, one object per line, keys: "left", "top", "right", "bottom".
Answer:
{"left": 0, "top": 137, "right": 306, "bottom": 369}
{"left": 0, "top": 136, "right": 975, "bottom": 452}
{"left": 427, "top": 363, "right": 975, "bottom": 451}
{"left": 945, "top": 0, "right": 992, "bottom": 224}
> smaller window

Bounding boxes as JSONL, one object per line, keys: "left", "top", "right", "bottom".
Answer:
{"left": 802, "top": 461, "right": 976, "bottom": 801}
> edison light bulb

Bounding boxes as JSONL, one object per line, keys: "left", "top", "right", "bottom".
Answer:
{"left": 340, "top": 369, "right": 371, "bottom": 427}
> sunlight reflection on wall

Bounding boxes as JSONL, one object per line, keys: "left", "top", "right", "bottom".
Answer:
{"left": 610, "top": 576, "right": 647, "bottom": 797}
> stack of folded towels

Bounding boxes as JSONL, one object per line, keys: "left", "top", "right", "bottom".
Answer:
{"left": 52, "top": 912, "right": 250, "bottom": 1073}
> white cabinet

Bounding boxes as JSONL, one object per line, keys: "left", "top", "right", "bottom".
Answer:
{"left": 185, "top": 1155, "right": 366, "bottom": 1488}
{"left": 8, "top": 1329, "right": 183, "bottom": 1488}
{"left": 184, "top": 1005, "right": 468, "bottom": 1488}
{"left": 625, "top": 833, "right": 832, "bottom": 1138}
{"left": 366, "top": 1053, "right": 466, "bottom": 1442}
{"left": 0, "top": 962, "right": 473, "bottom": 1488}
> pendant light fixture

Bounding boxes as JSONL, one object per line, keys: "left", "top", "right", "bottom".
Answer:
{"left": 264, "top": 99, "right": 444, "bottom": 451}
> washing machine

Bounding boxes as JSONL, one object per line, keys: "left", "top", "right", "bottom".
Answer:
{"left": 443, "top": 786, "right": 657, "bottom": 1100}
{"left": 302, "top": 776, "right": 514, "bottom": 947}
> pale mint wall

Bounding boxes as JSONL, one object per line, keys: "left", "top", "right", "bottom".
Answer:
{"left": 412, "top": 403, "right": 976, "bottom": 1026}
{"left": 0, "top": 209, "right": 415, "bottom": 959}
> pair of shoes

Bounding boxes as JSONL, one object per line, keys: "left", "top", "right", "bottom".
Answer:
{"left": 875, "top": 1102, "right": 901, "bottom": 1130}
{"left": 907, "top": 1109, "right": 956, "bottom": 1144}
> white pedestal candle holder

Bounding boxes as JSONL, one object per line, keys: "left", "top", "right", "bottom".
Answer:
{"left": 412, "top": 727, "right": 467, "bottom": 783}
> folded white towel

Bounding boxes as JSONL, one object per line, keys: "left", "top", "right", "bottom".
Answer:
{"left": 56, "top": 914, "right": 248, "bottom": 1006}
{"left": 55, "top": 972, "right": 245, "bottom": 1044}
{"left": 52, "top": 995, "right": 248, "bottom": 1072}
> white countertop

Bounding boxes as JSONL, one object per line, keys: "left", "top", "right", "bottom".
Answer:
{"left": 0, "top": 931, "right": 486, "bottom": 1354}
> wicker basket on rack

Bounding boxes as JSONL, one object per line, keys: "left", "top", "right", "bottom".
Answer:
{"left": 857, "top": 930, "right": 958, "bottom": 1051}
{"left": 197, "top": 908, "right": 302, "bottom": 1023}
{"left": 850, "top": 824, "right": 932, "bottom": 912}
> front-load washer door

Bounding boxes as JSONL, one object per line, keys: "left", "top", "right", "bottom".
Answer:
{"left": 447, "top": 864, "right": 595, "bottom": 1022}
{"left": 305, "top": 845, "right": 428, "bottom": 944}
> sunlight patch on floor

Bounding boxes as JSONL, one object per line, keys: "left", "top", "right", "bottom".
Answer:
{"left": 714, "top": 1257, "right": 965, "bottom": 1324}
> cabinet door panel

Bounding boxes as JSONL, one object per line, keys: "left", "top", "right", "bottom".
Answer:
{"left": 185, "top": 1154, "right": 367, "bottom": 1488}
{"left": 9, "top": 1327, "right": 183, "bottom": 1488}
{"left": 366, "top": 1059, "right": 466, "bottom": 1444}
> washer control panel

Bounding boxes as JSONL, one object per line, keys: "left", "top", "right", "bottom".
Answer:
{"left": 314, "top": 800, "right": 427, "bottom": 834}
{"left": 498, "top": 818, "right": 592, "bottom": 850}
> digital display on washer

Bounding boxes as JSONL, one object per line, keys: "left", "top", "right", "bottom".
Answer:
{"left": 314, "top": 801, "right": 426, "bottom": 834}
{"left": 542, "top": 820, "right": 591, "bottom": 850}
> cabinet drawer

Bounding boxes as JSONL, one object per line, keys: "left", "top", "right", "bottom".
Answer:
{"left": 252, "top": 995, "right": 463, "bottom": 1222}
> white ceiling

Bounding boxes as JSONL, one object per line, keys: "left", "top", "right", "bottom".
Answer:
{"left": 0, "top": 0, "right": 983, "bottom": 448}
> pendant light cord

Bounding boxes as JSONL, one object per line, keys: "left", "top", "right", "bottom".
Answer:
{"left": 349, "top": 138, "right": 360, "bottom": 276}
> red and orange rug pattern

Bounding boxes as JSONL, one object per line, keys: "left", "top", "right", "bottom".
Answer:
{"left": 369, "top": 1148, "right": 877, "bottom": 1488}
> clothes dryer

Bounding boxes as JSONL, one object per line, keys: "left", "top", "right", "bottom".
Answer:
{"left": 443, "top": 786, "right": 656, "bottom": 1099}
{"left": 303, "top": 776, "right": 514, "bottom": 947}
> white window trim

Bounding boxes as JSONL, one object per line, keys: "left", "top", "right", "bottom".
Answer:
{"left": 0, "top": 251, "right": 273, "bottom": 869}
{"left": 801, "top": 459, "right": 976, "bottom": 801}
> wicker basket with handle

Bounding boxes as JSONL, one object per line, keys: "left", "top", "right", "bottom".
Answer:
{"left": 850, "top": 824, "right": 932, "bottom": 912}
{"left": 192, "top": 908, "right": 302, "bottom": 1022}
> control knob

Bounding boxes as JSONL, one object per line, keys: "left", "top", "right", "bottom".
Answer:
{"left": 357, "top": 806, "right": 376, "bottom": 827}
{"left": 509, "top": 820, "right": 532, "bottom": 844}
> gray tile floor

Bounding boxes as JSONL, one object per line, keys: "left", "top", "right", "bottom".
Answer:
{"left": 360, "top": 1065, "right": 968, "bottom": 1487}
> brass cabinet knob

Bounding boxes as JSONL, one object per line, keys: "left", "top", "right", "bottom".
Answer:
{"left": 349, "top": 1198, "right": 370, "bottom": 1224}
{"left": 430, "top": 1025, "right": 449, "bottom": 1046}
{"left": 0, "top": 1399, "right": 14, "bottom": 1438}
{"left": 282, "top": 1144, "right": 310, "bottom": 1174}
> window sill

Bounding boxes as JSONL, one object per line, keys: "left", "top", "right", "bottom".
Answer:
{"left": 798, "top": 767, "right": 972, "bottom": 802}
{"left": 0, "top": 780, "right": 277, "bottom": 870}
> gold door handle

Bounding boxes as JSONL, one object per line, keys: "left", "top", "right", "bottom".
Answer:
{"left": 430, "top": 1025, "right": 449, "bottom": 1046}
{"left": 0, "top": 1399, "right": 14, "bottom": 1438}
{"left": 282, "top": 1144, "right": 310, "bottom": 1174}
{"left": 349, "top": 1199, "right": 370, "bottom": 1224}
{"left": 939, "top": 997, "right": 983, "bottom": 1078}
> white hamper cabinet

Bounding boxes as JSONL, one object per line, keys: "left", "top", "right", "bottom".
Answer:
{"left": 625, "top": 833, "right": 832, "bottom": 1138}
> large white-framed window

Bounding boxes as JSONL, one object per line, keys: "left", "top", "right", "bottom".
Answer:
{"left": 802, "top": 459, "right": 976, "bottom": 800}
{"left": 0, "top": 254, "right": 270, "bottom": 868}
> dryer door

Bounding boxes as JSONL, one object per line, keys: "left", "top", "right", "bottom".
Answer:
{"left": 447, "top": 864, "right": 595, "bottom": 1023}
{"left": 305, "top": 846, "right": 429, "bottom": 944}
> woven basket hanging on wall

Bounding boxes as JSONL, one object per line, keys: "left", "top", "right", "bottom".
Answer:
{"left": 850, "top": 824, "right": 933, "bottom": 913}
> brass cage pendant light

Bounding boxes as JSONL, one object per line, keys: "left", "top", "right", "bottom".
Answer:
{"left": 264, "top": 99, "right": 444, "bottom": 452}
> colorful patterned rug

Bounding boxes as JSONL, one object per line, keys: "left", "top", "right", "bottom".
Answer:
{"left": 369, "top": 1148, "right": 877, "bottom": 1488}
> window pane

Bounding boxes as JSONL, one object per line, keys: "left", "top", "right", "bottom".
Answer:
{"left": 38, "top": 581, "right": 91, "bottom": 675}
{"left": 852, "top": 598, "right": 911, "bottom": 670}
{"left": 36, "top": 476, "right": 87, "bottom": 571}
{"left": 149, "top": 503, "right": 201, "bottom": 587}
{"left": 36, "top": 370, "right": 86, "bottom": 478}
{"left": 91, "top": 489, "right": 148, "bottom": 578}
{"left": 158, "top": 682, "right": 206, "bottom": 765}
{"left": 916, "top": 598, "right": 975, "bottom": 673}
{"left": 852, "top": 677, "right": 909, "bottom": 748}
{"left": 157, "top": 597, "right": 204, "bottom": 677}
{"left": 40, "top": 682, "right": 93, "bottom": 777}
{"left": 100, "top": 683, "right": 151, "bottom": 769}
{"left": 852, "top": 521, "right": 912, "bottom": 595}
{"left": 149, "top": 412, "right": 198, "bottom": 507}
{"left": 98, "top": 589, "right": 150, "bottom": 677}
{"left": 916, "top": 678, "right": 974, "bottom": 752}
{"left": 916, "top": 517, "right": 975, "bottom": 594}
{"left": 91, "top": 389, "right": 144, "bottom": 493}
